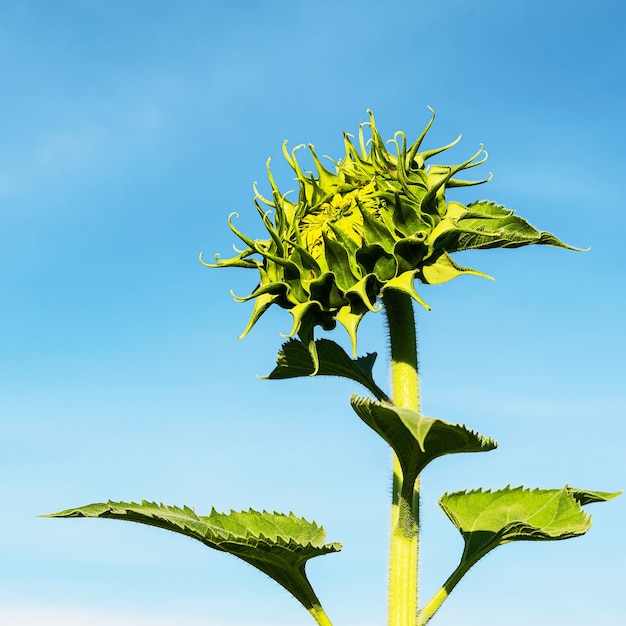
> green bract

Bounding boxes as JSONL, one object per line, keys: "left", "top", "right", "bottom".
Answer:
{"left": 203, "top": 110, "right": 575, "bottom": 356}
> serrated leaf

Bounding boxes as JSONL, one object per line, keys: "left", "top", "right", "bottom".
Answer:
{"left": 418, "top": 486, "right": 620, "bottom": 625}
{"left": 439, "top": 486, "right": 620, "bottom": 565}
{"left": 431, "top": 200, "right": 580, "bottom": 253}
{"left": 350, "top": 396, "right": 496, "bottom": 482}
{"left": 264, "top": 338, "right": 388, "bottom": 401}
{"left": 44, "top": 501, "right": 341, "bottom": 614}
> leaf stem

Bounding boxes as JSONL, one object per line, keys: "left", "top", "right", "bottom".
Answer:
{"left": 285, "top": 565, "right": 335, "bottom": 626}
{"left": 308, "top": 604, "right": 334, "bottom": 626}
{"left": 417, "top": 548, "right": 488, "bottom": 626}
{"left": 382, "top": 289, "right": 420, "bottom": 626}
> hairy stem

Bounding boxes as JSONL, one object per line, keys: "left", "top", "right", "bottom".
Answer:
{"left": 382, "top": 289, "right": 420, "bottom": 626}
{"left": 417, "top": 546, "right": 489, "bottom": 626}
{"left": 290, "top": 568, "right": 335, "bottom": 626}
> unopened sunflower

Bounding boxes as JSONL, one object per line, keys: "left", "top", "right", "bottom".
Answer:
{"left": 203, "top": 110, "right": 574, "bottom": 357}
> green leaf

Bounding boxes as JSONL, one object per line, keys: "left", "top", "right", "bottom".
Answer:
{"left": 350, "top": 396, "right": 496, "bottom": 482}
{"left": 264, "top": 338, "right": 388, "bottom": 401}
{"left": 431, "top": 200, "right": 581, "bottom": 253}
{"left": 418, "top": 486, "right": 620, "bottom": 626}
{"left": 439, "top": 485, "right": 620, "bottom": 565}
{"left": 44, "top": 501, "right": 341, "bottom": 615}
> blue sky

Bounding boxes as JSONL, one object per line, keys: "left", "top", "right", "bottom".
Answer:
{"left": 1, "top": 1, "right": 625, "bottom": 624}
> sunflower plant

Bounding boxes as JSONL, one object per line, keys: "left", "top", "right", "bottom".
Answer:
{"left": 45, "top": 110, "right": 619, "bottom": 626}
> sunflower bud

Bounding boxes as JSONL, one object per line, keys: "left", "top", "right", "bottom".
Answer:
{"left": 203, "top": 109, "right": 574, "bottom": 357}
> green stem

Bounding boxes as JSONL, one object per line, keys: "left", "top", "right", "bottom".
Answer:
{"left": 308, "top": 604, "right": 334, "bottom": 626}
{"left": 418, "top": 548, "right": 488, "bottom": 626}
{"left": 282, "top": 564, "right": 334, "bottom": 626}
{"left": 382, "top": 289, "right": 420, "bottom": 626}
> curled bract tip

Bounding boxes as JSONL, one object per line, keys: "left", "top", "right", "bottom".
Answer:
{"left": 227, "top": 212, "right": 240, "bottom": 227}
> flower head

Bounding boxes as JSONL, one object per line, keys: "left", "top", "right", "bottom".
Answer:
{"left": 203, "top": 110, "right": 574, "bottom": 358}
